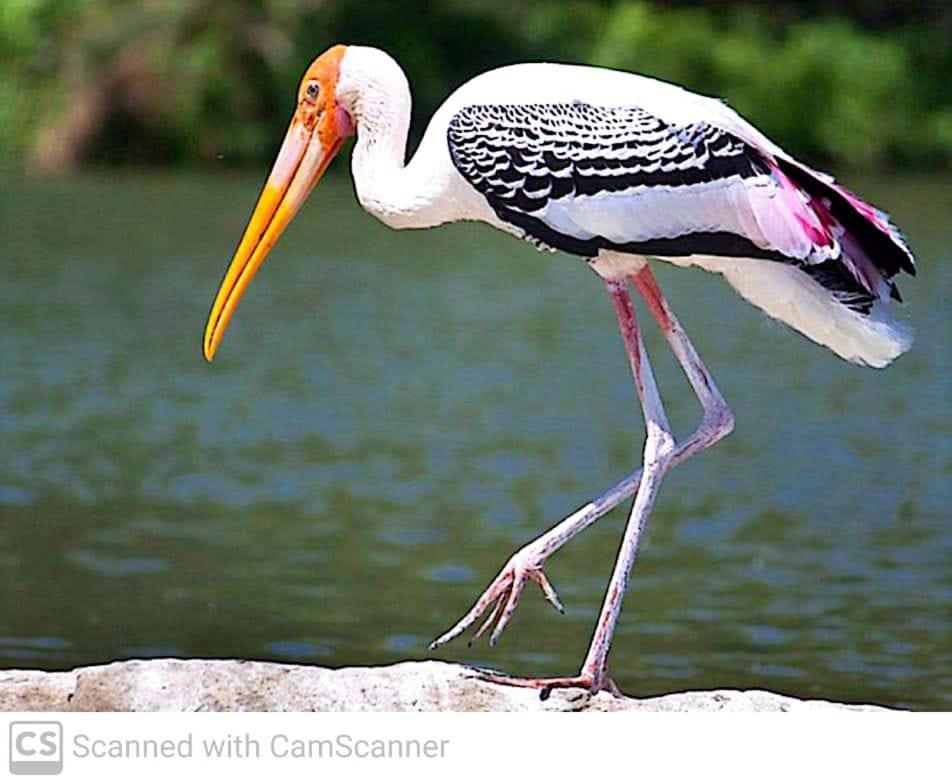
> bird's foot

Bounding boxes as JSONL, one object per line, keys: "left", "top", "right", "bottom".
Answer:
{"left": 468, "top": 666, "right": 622, "bottom": 701}
{"left": 429, "top": 544, "right": 563, "bottom": 649}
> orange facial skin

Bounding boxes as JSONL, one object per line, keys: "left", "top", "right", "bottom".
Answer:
{"left": 203, "top": 44, "right": 354, "bottom": 362}
{"left": 298, "top": 44, "right": 349, "bottom": 139}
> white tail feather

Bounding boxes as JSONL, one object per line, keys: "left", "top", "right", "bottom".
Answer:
{"left": 679, "top": 256, "right": 913, "bottom": 368}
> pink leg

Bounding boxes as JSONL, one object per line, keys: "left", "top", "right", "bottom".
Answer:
{"left": 630, "top": 267, "right": 734, "bottom": 451}
{"left": 569, "top": 277, "right": 676, "bottom": 691}
{"left": 431, "top": 267, "right": 734, "bottom": 674}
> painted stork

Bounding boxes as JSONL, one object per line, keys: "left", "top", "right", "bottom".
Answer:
{"left": 203, "top": 45, "right": 915, "bottom": 698}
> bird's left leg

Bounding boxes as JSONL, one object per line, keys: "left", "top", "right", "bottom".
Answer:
{"left": 469, "top": 278, "right": 677, "bottom": 696}
{"left": 431, "top": 273, "right": 733, "bottom": 652}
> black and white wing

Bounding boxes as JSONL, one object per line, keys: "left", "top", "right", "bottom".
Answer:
{"left": 447, "top": 102, "right": 800, "bottom": 261}
{"left": 446, "top": 100, "right": 915, "bottom": 367}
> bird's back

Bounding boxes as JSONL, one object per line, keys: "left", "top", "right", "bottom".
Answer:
{"left": 432, "top": 61, "right": 915, "bottom": 367}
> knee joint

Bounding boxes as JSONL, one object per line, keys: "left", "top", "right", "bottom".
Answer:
{"left": 644, "top": 428, "right": 676, "bottom": 467}
{"left": 704, "top": 404, "right": 734, "bottom": 442}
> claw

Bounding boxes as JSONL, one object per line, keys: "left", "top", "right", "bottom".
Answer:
{"left": 533, "top": 570, "right": 564, "bottom": 614}
{"left": 470, "top": 668, "right": 621, "bottom": 701}
{"left": 429, "top": 578, "right": 508, "bottom": 649}
{"left": 489, "top": 573, "right": 526, "bottom": 646}
{"left": 430, "top": 548, "right": 563, "bottom": 650}
{"left": 469, "top": 590, "right": 508, "bottom": 646}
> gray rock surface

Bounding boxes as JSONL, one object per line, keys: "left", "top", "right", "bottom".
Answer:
{"left": 0, "top": 659, "right": 889, "bottom": 712}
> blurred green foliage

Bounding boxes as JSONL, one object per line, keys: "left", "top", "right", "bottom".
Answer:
{"left": 1, "top": 0, "right": 949, "bottom": 171}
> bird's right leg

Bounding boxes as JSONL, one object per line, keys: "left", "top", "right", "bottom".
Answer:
{"left": 430, "top": 266, "right": 734, "bottom": 651}
{"left": 629, "top": 267, "right": 734, "bottom": 456}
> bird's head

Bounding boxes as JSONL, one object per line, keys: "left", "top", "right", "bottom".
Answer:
{"left": 203, "top": 44, "right": 356, "bottom": 361}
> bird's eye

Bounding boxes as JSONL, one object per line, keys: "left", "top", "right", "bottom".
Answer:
{"left": 305, "top": 82, "right": 320, "bottom": 101}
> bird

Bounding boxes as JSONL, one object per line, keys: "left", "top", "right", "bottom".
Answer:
{"left": 203, "top": 44, "right": 915, "bottom": 698}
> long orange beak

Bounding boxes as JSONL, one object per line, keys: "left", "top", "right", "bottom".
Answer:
{"left": 203, "top": 116, "right": 346, "bottom": 361}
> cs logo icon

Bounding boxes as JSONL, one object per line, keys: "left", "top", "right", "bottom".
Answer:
{"left": 9, "top": 722, "right": 63, "bottom": 775}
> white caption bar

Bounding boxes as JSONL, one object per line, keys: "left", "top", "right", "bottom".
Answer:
{"left": 2, "top": 711, "right": 948, "bottom": 782}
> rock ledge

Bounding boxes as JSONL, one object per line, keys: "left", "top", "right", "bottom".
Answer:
{"left": 0, "top": 659, "right": 889, "bottom": 712}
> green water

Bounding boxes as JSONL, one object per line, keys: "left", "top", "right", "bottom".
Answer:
{"left": 1, "top": 173, "right": 949, "bottom": 709}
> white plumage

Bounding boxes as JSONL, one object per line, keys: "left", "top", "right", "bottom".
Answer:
{"left": 203, "top": 45, "right": 917, "bottom": 697}
{"left": 336, "top": 47, "right": 914, "bottom": 368}
{"left": 666, "top": 255, "right": 912, "bottom": 368}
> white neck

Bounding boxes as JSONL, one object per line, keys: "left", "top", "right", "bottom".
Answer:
{"left": 337, "top": 47, "right": 450, "bottom": 230}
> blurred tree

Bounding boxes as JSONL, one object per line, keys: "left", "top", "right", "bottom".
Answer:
{"left": 0, "top": 0, "right": 948, "bottom": 172}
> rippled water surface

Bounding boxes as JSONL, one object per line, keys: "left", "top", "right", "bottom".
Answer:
{"left": 1, "top": 173, "right": 949, "bottom": 709}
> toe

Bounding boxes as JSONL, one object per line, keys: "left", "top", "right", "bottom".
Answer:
{"left": 489, "top": 573, "right": 527, "bottom": 646}
{"left": 533, "top": 570, "right": 564, "bottom": 614}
